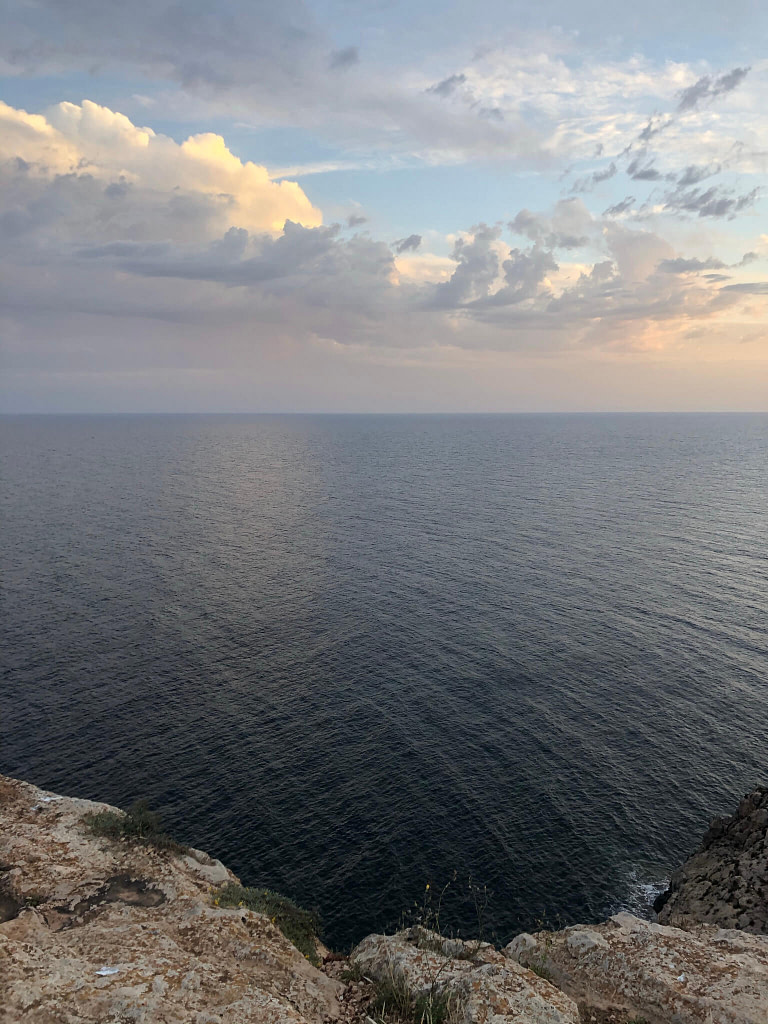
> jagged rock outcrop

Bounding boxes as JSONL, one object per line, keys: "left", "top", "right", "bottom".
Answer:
{"left": 0, "top": 775, "right": 343, "bottom": 1024}
{"left": 3, "top": 772, "right": 768, "bottom": 1024}
{"left": 506, "top": 912, "right": 768, "bottom": 1024}
{"left": 656, "top": 785, "right": 768, "bottom": 934}
{"left": 351, "top": 926, "right": 580, "bottom": 1024}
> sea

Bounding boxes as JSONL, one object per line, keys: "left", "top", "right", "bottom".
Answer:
{"left": 2, "top": 413, "right": 767, "bottom": 949}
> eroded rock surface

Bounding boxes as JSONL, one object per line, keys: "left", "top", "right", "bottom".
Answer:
{"left": 0, "top": 775, "right": 342, "bottom": 1024}
{"left": 656, "top": 785, "right": 768, "bottom": 934}
{"left": 351, "top": 926, "right": 580, "bottom": 1023}
{"left": 505, "top": 912, "right": 768, "bottom": 1024}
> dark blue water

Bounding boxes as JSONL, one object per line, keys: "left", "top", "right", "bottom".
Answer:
{"left": 2, "top": 414, "right": 767, "bottom": 949}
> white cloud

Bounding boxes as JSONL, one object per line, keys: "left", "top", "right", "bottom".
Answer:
{"left": 0, "top": 99, "right": 321, "bottom": 238}
{"left": 1, "top": 97, "right": 767, "bottom": 412}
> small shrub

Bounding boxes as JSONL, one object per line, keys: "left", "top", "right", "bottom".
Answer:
{"left": 214, "top": 882, "right": 320, "bottom": 965}
{"left": 84, "top": 800, "right": 187, "bottom": 855}
{"left": 368, "top": 973, "right": 415, "bottom": 1021}
{"left": 526, "top": 957, "right": 553, "bottom": 981}
{"left": 341, "top": 960, "right": 367, "bottom": 983}
{"left": 367, "top": 967, "right": 457, "bottom": 1024}
{"left": 413, "top": 988, "right": 455, "bottom": 1024}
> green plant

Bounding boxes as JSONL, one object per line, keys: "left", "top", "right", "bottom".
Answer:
{"left": 83, "top": 800, "right": 187, "bottom": 855}
{"left": 341, "top": 960, "right": 367, "bottom": 983}
{"left": 368, "top": 972, "right": 415, "bottom": 1021}
{"left": 368, "top": 974, "right": 456, "bottom": 1024}
{"left": 214, "top": 882, "right": 320, "bottom": 965}
{"left": 526, "top": 957, "right": 553, "bottom": 981}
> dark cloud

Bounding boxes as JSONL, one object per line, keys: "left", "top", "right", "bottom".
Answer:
{"left": 677, "top": 163, "right": 722, "bottom": 187}
{"left": 638, "top": 114, "right": 673, "bottom": 144}
{"left": 658, "top": 256, "right": 726, "bottom": 273}
{"left": 737, "top": 251, "right": 758, "bottom": 266}
{"left": 481, "top": 246, "right": 558, "bottom": 307}
{"left": 392, "top": 234, "right": 422, "bottom": 253}
{"left": 663, "top": 184, "right": 760, "bottom": 218}
{"left": 509, "top": 200, "right": 592, "bottom": 249}
{"left": 108, "top": 221, "right": 394, "bottom": 292}
{"left": 571, "top": 162, "right": 617, "bottom": 193}
{"left": 627, "top": 154, "right": 662, "bottom": 181}
{"left": 329, "top": 46, "right": 359, "bottom": 71}
{"left": 603, "top": 197, "right": 635, "bottom": 217}
{"left": 720, "top": 281, "right": 768, "bottom": 294}
{"left": 427, "top": 73, "right": 467, "bottom": 98}
{"left": 677, "top": 66, "right": 750, "bottom": 112}
{"left": 428, "top": 223, "right": 502, "bottom": 308}
{"left": 104, "top": 180, "right": 131, "bottom": 199}
{"left": 346, "top": 213, "right": 368, "bottom": 227}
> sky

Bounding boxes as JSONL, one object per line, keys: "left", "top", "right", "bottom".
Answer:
{"left": 1, "top": 0, "right": 767, "bottom": 412}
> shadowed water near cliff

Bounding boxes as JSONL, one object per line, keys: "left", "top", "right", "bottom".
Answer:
{"left": 2, "top": 413, "right": 767, "bottom": 949}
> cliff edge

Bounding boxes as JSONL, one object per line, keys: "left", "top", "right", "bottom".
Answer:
{"left": 655, "top": 785, "right": 768, "bottom": 935}
{"left": 2, "top": 774, "right": 767, "bottom": 1024}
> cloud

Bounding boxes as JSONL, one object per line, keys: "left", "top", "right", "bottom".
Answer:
{"left": 510, "top": 199, "right": 594, "bottom": 249}
{"left": 427, "top": 74, "right": 467, "bottom": 98}
{"left": 392, "top": 234, "right": 422, "bottom": 254}
{"left": 720, "top": 281, "right": 768, "bottom": 294}
{"left": 658, "top": 257, "right": 726, "bottom": 273}
{"left": 677, "top": 163, "right": 722, "bottom": 186}
{"left": 0, "top": 99, "right": 321, "bottom": 239}
{"left": 0, "top": 97, "right": 765, "bottom": 392}
{"left": 663, "top": 184, "right": 760, "bottom": 219}
{"left": 626, "top": 154, "right": 663, "bottom": 181}
{"left": 677, "top": 67, "right": 750, "bottom": 111}
{"left": 603, "top": 196, "right": 635, "bottom": 217}
{"left": 571, "top": 161, "right": 617, "bottom": 193}
{"left": 329, "top": 47, "right": 359, "bottom": 71}
{"left": 428, "top": 224, "right": 503, "bottom": 309}
{"left": 638, "top": 114, "right": 673, "bottom": 144}
{"left": 346, "top": 213, "right": 368, "bottom": 227}
{"left": 658, "top": 251, "right": 760, "bottom": 273}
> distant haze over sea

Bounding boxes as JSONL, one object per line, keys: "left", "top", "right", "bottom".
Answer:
{"left": 2, "top": 413, "right": 767, "bottom": 948}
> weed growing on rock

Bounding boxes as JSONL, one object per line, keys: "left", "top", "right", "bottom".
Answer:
{"left": 83, "top": 800, "right": 187, "bottom": 855}
{"left": 398, "top": 873, "right": 494, "bottom": 953}
{"left": 214, "top": 882, "right": 320, "bottom": 965}
{"left": 527, "top": 957, "right": 553, "bottom": 981}
{"left": 368, "top": 969, "right": 457, "bottom": 1024}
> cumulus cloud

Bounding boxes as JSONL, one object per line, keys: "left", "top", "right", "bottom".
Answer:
{"left": 0, "top": 96, "right": 765, "bottom": 399}
{"left": 510, "top": 199, "right": 594, "bottom": 249}
{"left": 0, "top": 99, "right": 321, "bottom": 239}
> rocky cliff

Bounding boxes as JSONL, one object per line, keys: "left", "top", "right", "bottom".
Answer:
{"left": 1, "top": 774, "right": 766, "bottom": 1024}
{"left": 655, "top": 785, "right": 768, "bottom": 935}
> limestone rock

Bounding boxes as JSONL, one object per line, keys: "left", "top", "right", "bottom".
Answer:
{"left": 351, "top": 926, "right": 579, "bottom": 1023}
{"left": 656, "top": 785, "right": 768, "bottom": 934}
{"left": 505, "top": 911, "right": 768, "bottom": 1024}
{"left": 0, "top": 775, "right": 342, "bottom": 1024}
